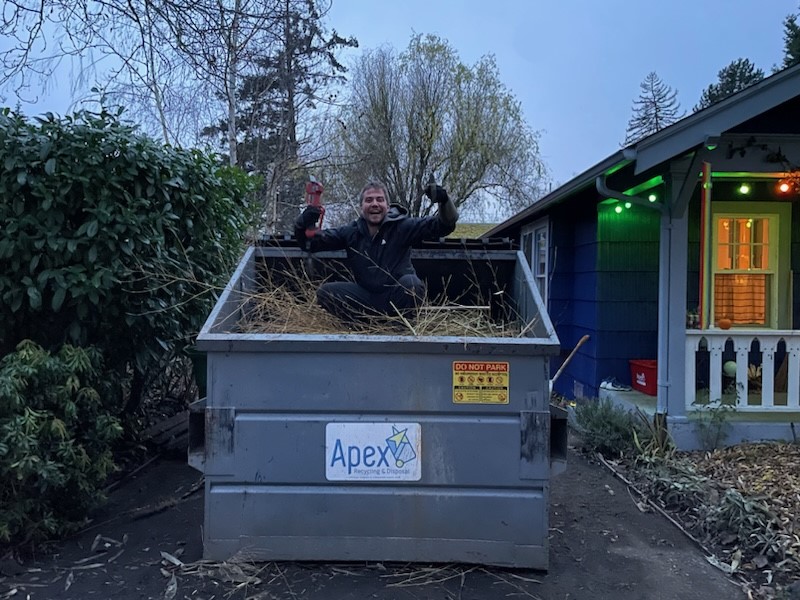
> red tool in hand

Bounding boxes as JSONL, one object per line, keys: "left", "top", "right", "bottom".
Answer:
{"left": 304, "top": 177, "right": 325, "bottom": 238}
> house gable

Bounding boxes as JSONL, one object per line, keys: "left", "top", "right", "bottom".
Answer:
{"left": 490, "top": 64, "right": 800, "bottom": 424}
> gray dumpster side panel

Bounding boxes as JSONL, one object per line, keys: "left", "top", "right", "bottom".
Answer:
{"left": 203, "top": 351, "right": 550, "bottom": 482}
{"left": 204, "top": 486, "right": 548, "bottom": 566}
{"left": 201, "top": 348, "right": 552, "bottom": 567}
{"left": 196, "top": 246, "right": 560, "bottom": 569}
{"left": 206, "top": 352, "right": 547, "bottom": 411}
{"left": 512, "top": 250, "right": 557, "bottom": 340}
{"left": 204, "top": 246, "right": 257, "bottom": 335}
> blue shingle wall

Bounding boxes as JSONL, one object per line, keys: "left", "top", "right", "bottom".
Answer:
{"left": 594, "top": 204, "right": 660, "bottom": 388}
{"left": 548, "top": 200, "right": 598, "bottom": 398}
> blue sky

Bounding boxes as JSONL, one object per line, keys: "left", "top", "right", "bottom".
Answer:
{"left": 327, "top": 0, "right": 796, "bottom": 184}
{"left": 6, "top": 0, "right": 797, "bottom": 185}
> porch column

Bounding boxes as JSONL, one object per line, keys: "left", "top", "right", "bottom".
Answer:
{"left": 657, "top": 162, "right": 692, "bottom": 417}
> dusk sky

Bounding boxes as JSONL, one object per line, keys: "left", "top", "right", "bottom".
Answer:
{"left": 5, "top": 0, "right": 797, "bottom": 185}
{"left": 327, "top": 0, "right": 797, "bottom": 185}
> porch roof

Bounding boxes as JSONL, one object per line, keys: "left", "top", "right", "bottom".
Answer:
{"left": 486, "top": 62, "right": 800, "bottom": 238}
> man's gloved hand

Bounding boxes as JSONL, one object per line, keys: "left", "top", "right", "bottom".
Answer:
{"left": 428, "top": 184, "right": 449, "bottom": 204}
{"left": 432, "top": 182, "right": 458, "bottom": 228}
{"left": 297, "top": 205, "right": 322, "bottom": 229}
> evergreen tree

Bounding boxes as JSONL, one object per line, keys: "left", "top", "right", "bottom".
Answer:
{"left": 783, "top": 6, "right": 800, "bottom": 69}
{"left": 203, "top": 0, "right": 357, "bottom": 232}
{"left": 623, "top": 72, "right": 683, "bottom": 145}
{"left": 694, "top": 58, "right": 765, "bottom": 111}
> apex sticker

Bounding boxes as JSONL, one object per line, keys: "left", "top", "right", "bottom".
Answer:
{"left": 325, "top": 422, "right": 422, "bottom": 481}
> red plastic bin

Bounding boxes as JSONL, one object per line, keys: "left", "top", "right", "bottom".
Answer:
{"left": 629, "top": 359, "right": 657, "bottom": 396}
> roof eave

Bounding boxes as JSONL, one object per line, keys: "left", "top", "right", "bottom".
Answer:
{"left": 484, "top": 150, "right": 628, "bottom": 237}
{"left": 633, "top": 63, "right": 800, "bottom": 174}
{"left": 486, "top": 63, "right": 800, "bottom": 239}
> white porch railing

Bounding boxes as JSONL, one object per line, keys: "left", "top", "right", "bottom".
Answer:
{"left": 685, "top": 330, "right": 800, "bottom": 412}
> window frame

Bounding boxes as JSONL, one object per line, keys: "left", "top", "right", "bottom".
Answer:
{"left": 521, "top": 218, "right": 550, "bottom": 308}
{"left": 708, "top": 201, "right": 791, "bottom": 329}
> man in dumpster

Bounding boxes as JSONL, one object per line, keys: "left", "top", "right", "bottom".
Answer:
{"left": 294, "top": 179, "right": 459, "bottom": 321}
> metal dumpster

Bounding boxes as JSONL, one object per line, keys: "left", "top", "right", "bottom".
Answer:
{"left": 190, "top": 239, "right": 563, "bottom": 569}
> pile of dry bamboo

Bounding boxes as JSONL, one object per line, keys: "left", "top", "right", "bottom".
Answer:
{"left": 236, "top": 268, "right": 531, "bottom": 338}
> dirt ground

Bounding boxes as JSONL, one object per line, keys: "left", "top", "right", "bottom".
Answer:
{"left": 1, "top": 445, "right": 743, "bottom": 600}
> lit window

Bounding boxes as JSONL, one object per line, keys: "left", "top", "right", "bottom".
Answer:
{"left": 712, "top": 214, "right": 774, "bottom": 327}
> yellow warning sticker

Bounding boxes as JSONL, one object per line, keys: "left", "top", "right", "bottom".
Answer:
{"left": 452, "top": 361, "right": 509, "bottom": 404}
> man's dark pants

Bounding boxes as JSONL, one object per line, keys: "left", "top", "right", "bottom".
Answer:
{"left": 317, "top": 275, "right": 424, "bottom": 321}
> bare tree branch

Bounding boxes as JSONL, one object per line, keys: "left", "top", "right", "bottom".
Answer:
{"left": 327, "top": 34, "right": 549, "bottom": 221}
{"left": 1, "top": 0, "right": 284, "bottom": 159}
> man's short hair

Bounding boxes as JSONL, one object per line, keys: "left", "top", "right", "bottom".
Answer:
{"left": 359, "top": 180, "right": 388, "bottom": 202}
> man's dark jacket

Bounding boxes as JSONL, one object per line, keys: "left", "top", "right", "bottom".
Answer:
{"left": 296, "top": 204, "right": 456, "bottom": 293}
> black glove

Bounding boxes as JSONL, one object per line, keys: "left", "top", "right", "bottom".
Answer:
{"left": 297, "top": 205, "right": 322, "bottom": 229}
{"left": 428, "top": 184, "right": 449, "bottom": 204}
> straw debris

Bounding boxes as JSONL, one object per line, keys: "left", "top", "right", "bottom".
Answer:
{"left": 235, "top": 259, "right": 536, "bottom": 338}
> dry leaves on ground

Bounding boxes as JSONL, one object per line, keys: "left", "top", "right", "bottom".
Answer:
{"left": 687, "top": 443, "right": 800, "bottom": 576}
{"left": 595, "top": 436, "right": 800, "bottom": 598}
{"left": 685, "top": 443, "right": 800, "bottom": 543}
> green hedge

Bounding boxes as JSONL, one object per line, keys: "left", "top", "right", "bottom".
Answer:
{"left": 0, "top": 107, "right": 258, "bottom": 410}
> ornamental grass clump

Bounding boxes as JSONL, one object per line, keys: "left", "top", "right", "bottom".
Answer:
{"left": 573, "top": 398, "right": 644, "bottom": 458}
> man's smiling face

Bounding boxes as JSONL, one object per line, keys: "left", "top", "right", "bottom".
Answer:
{"left": 361, "top": 186, "right": 388, "bottom": 226}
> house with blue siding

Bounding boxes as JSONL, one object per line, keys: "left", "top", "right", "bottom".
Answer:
{"left": 486, "top": 63, "right": 800, "bottom": 449}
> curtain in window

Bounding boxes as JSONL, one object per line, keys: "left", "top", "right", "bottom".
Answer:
{"left": 713, "top": 273, "right": 767, "bottom": 324}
